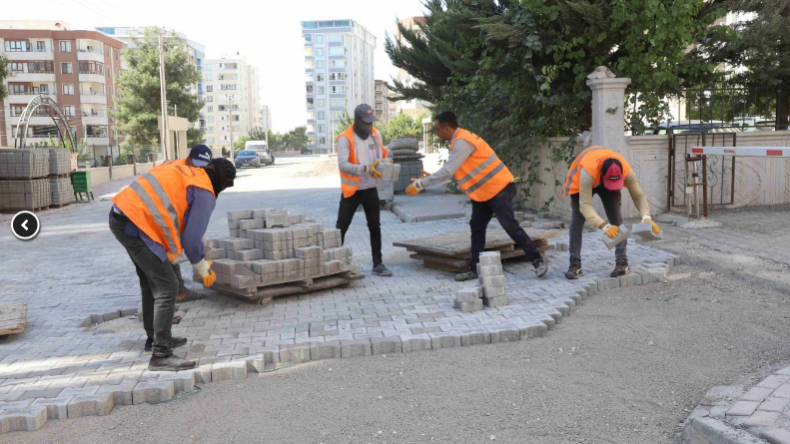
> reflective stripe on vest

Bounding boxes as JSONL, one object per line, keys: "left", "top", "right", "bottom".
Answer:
{"left": 128, "top": 179, "right": 179, "bottom": 254}
{"left": 340, "top": 176, "right": 359, "bottom": 187}
{"left": 451, "top": 129, "right": 514, "bottom": 202}
{"left": 563, "top": 146, "right": 604, "bottom": 196}
{"left": 142, "top": 173, "right": 181, "bottom": 235}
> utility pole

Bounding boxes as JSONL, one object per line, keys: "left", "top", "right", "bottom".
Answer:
{"left": 228, "top": 95, "right": 234, "bottom": 159}
{"left": 158, "top": 29, "right": 169, "bottom": 160}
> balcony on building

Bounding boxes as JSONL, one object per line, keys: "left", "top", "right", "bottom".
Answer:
{"left": 80, "top": 83, "right": 107, "bottom": 104}
{"left": 2, "top": 39, "right": 54, "bottom": 61}
{"left": 82, "top": 106, "right": 108, "bottom": 125}
{"left": 6, "top": 83, "right": 57, "bottom": 104}
{"left": 7, "top": 61, "right": 56, "bottom": 83}
{"left": 85, "top": 125, "right": 110, "bottom": 146}
{"left": 76, "top": 40, "right": 105, "bottom": 63}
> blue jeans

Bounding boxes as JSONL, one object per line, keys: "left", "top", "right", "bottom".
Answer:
{"left": 470, "top": 183, "right": 542, "bottom": 267}
{"left": 569, "top": 188, "right": 626, "bottom": 265}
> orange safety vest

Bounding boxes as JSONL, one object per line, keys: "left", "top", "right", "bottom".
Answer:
{"left": 451, "top": 128, "right": 514, "bottom": 202}
{"left": 562, "top": 146, "right": 631, "bottom": 196}
{"left": 112, "top": 163, "right": 215, "bottom": 261}
{"left": 337, "top": 125, "right": 388, "bottom": 198}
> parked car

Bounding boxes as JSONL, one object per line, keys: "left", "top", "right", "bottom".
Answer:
{"left": 646, "top": 120, "right": 739, "bottom": 135}
{"left": 245, "top": 141, "right": 274, "bottom": 166}
{"left": 234, "top": 150, "right": 261, "bottom": 168}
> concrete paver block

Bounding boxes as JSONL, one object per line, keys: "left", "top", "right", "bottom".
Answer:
{"left": 191, "top": 364, "right": 213, "bottom": 384}
{"left": 456, "top": 285, "right": 484, "bottom": 302}
{"left": 638, "top": 269, "right": 666, "bottom": 284}
{"left": 429, "top": 332, "right": 461, "bottom": 350}
{"left": 0, "top": 406, "right": 47, "bottom": 432}
{"left": 771, "top": 384, "right": 790, "bottom": 399}
{"left": 370, "top": 337, "right": 401, "bottom": 355}
{"left": 597, "top": 278, "right": 620, "bottom": 291}
{"left": 460, "top": 329, "right": 490, "bottom": 347}
{"left": 399, "top": 334, "right": 431, "bottom": 353}
{"left": 157, "top": 372, "right": 195, "bottom": 393}
{"left": 487, "top": 325, "right": 520, "bottom": 343}
{"left": 67, "top": 393, "right": 114, "bottom": 418}
{"left": 340, "top": 339, "right": 371, "bottom": 358}
{"left": 454, "top": 300, "right": 484, "bottom": 312}
{"left": 479, "top": 252, "right": 501, "bottom": 266}
{"left": 602, "top": 225, "right": 629, "bottom": 249}
{"left": 632, "top": 222, "right": 661, "bottom": 241}
{"left": 759, "top": 375, "right": 790, "bottom": 390}
{"left": 741, "top": 386, "right": 775, "bottom": 402}
{"left": 210, "top": 362, "right": 247, "bottom": 383}
{"left": 132, "top": 381, "right": 175, "bottom": 404}
{"left": 515, "top": 320, "right": 548, "bottom": 339}
{"left": 483, "top": 295, "right": 509, "bottom": 308}
{"left": 619, "top": 274, "right": 643, "bottom": 288}
{"left": 745, "top": 411, "right": 780, "bottom": 427}
{"left": 762, "top": 428, "right": 790, "bottom": 444}
{"left": 726, "top": 400, "right": 760, "bottom": 416}
{"left": 31, "top": 396, "right": 73, "bottom": 419}
{"left": 310, "top": 340, "right": 341, "bottom": 360}
{"left": 758, "top": 397, "right": 790, "bottom": 413}
{"left": 279, "top": 344, "right": 311, "bottom": 363}
{"left": 96, "top": 383, "right": 136, "bottom": 406}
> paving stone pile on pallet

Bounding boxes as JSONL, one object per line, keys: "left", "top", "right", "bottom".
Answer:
{"left": 0, "top": 178, "right": 51, "bottom": 211}
{"left": 48, "top": 149, "right": 71, "bottom": 176}
{"left": 49, "top": 177, "right": 74, "bottom": 206}
{"left": 203, "top": 208, "right": 354, "bottom": 290}
{"left": 0, "top": 149, "right": 57, "bottom": 211}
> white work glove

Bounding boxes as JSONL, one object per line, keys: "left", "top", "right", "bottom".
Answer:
{"left": 192, "top": 259, "right": 216, "bottom": 288}
{"left": 641, "top": 215, "right": 652, "bottom": 223}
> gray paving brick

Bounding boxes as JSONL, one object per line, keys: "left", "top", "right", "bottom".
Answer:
{"left": 67, "top": 393, "right": 114, "bottom": 418}
{"left": 31, "top": 395, "right": 73, "bottom": 419}
{"left": 727, "top": 400, "right": 760, "bottom": 416}
{"left": 132, "top": 381, "right": 175, "bottom": 404}
{"left": 596, "top": 278, "right": 620, "bottom": 291}
{"left": 762, "top": 428, "right": 790, "bottom": 444}
{"left": 487, "top": 325, "right": 520, "bottom": 343}
{"left": 370, "top": 337, "right": 401, "bottom": 355}
{"left": 429, "top": 332, "right": 461, "bottom": 350}
{"left": 191, "top": 365, "right": 213, "bottom": 384}
{"left": 279, "top": 344, "right": 311, "bottom": 363}
{"left": 745, "top": 411, "right": 780, "bottom": 427}
{"left": 758, "top": 397, "right": 790, "bottom": 413}
{"left": 157, "top": 372, "right": 195, "bottom": 393}
{"left": 759, "top": 375, "right": 790, "bottom": 390}
{"left": 340, "top": 339, "right": 371, "bottom": 358}
{"left": 0, "top": 406, "right": 47, "bottom": 432}
{"left": 210, "top": 362, "right": 247, "bottom": 383}
{"left": 742, "top": 387, "right": 775, "bottom": 402}
{"left": 619, "top": 274, "right": 643, "bottom": 288}
{"left": 96, "top": 383, "right": 136, "bottom": 406}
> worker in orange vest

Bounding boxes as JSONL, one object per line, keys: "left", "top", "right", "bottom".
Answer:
{"left": 336, "top": 103, "right": 392, "bottom": 277}
{"left": 406, "top": 111, "right": 548, "bottom": 281}
{"left": 110, "top": 157, "right": 236, "bottom": 371}
{"left": 562, "top": 146, "right": 659, "bottom": 279}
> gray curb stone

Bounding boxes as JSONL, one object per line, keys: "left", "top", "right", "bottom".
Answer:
{"left": 132, "top": 381, "right": 175, "bottom": 404}
{"left": 400, "top": 334, "right": 432, "bottom": 353}
{"left": 685, "top": 417, "right": 765, "bottom": 444}
{"left": 280, "top": 343, "right": 311, "bottom": 363}
{"left": 0, "top": 406, "right": 47, "bottom": 432}
{"left": 211, "top": 362, "right": 247, "bottom": 383}
{"left": 340, "top": 339, "right": 372, "bottom": 358}
{"left": 370, "top": 337, "right": 401, "bottom": 355}
{"left": 67, "top": 393, "right": 114, "bottom": 418}
{"left": 31, "top": 396, "right": 73, "bottom": 419}
{"left": 311, "top": 340, "right": 342, "bottom": 360}
{"left": 429, "top": 332, "right": 461, "bottom": 350}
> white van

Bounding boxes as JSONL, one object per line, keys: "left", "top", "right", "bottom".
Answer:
{"left": 244, "top": 141, "right": 274, "bottom": 165}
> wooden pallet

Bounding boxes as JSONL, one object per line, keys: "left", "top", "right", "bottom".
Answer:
{"left": 395, "top": 230, "right": 557, "bottom": 273}
{"left": 213, "top": 270, "right": 365, "bottom": 304}
{"left": 0, "top": 303, "right": 27, "bottom": 336}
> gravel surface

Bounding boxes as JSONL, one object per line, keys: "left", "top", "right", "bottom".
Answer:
{"left": 8, "top": 207, "right": 790, "bottom": 443}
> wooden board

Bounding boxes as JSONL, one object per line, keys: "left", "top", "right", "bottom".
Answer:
{"left": 0, "top": 303, "right": 26, "bottom": 336}
{"left": 214, "top": 271, "right": 365, "bottom": 304}
{"left": 394, "top": 230, "right": 557, "bottom": 258}
{"left": 413, "top": 245, "right": 556, "bottom": 273}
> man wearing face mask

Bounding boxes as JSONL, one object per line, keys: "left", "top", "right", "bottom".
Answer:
{"left": 110, "top": 158, "right": 236, "bottom": 371}
{"left": 336, "top": 103, "right": 392, "bottom": 277}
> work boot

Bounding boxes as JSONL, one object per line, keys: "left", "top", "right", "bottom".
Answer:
{"left": 565, "top": 262, "right": 583, "bottom": 280}
{"left": 148, "top": 354, "right": 196, "bottom": 372}
{"left": 610, "top": 258, "right": 630, "bottom": 277}
{"left": 533, "top": 258, "right": 549, "bottom": 278}
{"left": 372, "top": 264, "right": 393, "bottom": 277}
{"left": 455, "top": 270, "right": 478, "bottom": 282}
{"left": 176, "top": 289, "right": 205, "bottom": 302}
{"left": 145, "top": 336, "right": 188, "bottom": 352}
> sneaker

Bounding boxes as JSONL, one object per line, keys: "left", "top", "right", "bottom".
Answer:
{"left": 148, "top": 354, "right": 196, "bottom": 372}
{"left": 455, "top": 271, "right": 478, "bottom": 282}
{"left": 176, "top": 289, "right": 205, "bottom": 302}
{"left": 145, "top": 336, "right": 188, "bottom": 352}
{"left": 565, "top": 263, "right": 583, "bottom": 280}
{"left": 610, "top": 258, "right": 630, "bottom": 277}
{"left": 372, "top": 264, "right": 393, "bottom": 277}
{"left": 533, "top": 259, "right": 549, "bottom": 278}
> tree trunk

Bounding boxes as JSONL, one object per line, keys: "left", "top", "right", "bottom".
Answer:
{"left": 779, "top": 82, "right": 790, "bottom": 130}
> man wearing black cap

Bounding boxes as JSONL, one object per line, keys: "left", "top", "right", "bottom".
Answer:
{"left": 335, "top": 103, "right": 392, "bottom": 277}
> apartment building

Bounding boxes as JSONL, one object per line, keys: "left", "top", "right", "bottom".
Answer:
{"left": 261, "top": 105, "right": 271, "bottom": 132}
{"left": 201, "top": 54, "right": 262, "bottom": 151}
{"left": 394, "top": 17, "right": 431, "bottom": 119}
{"left": 0, "top": 21, "right": 124, "bottom": 160}
{"left": 374, "top": 80, "right": 390, "bottom": 125}
{"left": 302, "top": 19, "right": 376, "bottom": 152}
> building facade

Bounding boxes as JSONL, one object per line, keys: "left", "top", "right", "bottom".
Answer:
{"left": 374, "top": 80, "right": 390, "bottom": 125}
{"left": 0, "top": 21, "right": 125, "bottom": 160}
{"left": 201, "top": 54, "right": 262, "bottom": 153}
{"left": 261, "top": 105, "right": 271, "bottom": 132}
{"left": 394, "top": 17, "right": 431, "bottom": 120}
{"left": 302, "top": 19, "right": 376, "bottom": 152}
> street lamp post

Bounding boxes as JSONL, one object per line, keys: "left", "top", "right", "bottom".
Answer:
{"left": 158, "top": 28, "right": 169, "bottom": 161}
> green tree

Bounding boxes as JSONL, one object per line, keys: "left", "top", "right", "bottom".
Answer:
{"left": 247, "top": 127, "right": 267, "bottom": 141}
{"left": 333, "top": 112, "right": 355, "bottom": 139}
{"left": 684, "top": 1, "right": 790, "bottom": 128}
{"left": 113, "top": 28, "right": 202, "bottom": 146}
{"left": 0, "top": 56, "right": 8, "bottom": 103}
{"left": 385, "top": 113, "right": 425, "bottom": 141}
{"left": 187, "top": 127, "right": 204, "bottom": 147}
{"left": 234, "top": 135, "right": 250, "bottom": 151}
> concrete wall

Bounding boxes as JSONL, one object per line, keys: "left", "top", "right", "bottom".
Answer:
{"left": 82, "top": 161, "right": 155, "bottom": 188}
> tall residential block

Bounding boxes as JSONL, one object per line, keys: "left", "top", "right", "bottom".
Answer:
{"left": 0, "top": 21, "right": 125, "bottom": 160}
{"left": 302, "top": 19, "right": 376, "bottom": 153}
{"left": 201, "top": 54, "right": 262, "bottom": 151}
{"left": 374, "top": 80, "right": 390, "bottom": 125}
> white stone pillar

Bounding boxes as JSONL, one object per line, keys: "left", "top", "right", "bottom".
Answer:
{"left": 586, "top": 66, "right": 631, "bottom": 153}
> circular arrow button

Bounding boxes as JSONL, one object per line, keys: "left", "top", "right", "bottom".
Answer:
{"left": 11, "top": 211, "right": 40, "bottom": 241}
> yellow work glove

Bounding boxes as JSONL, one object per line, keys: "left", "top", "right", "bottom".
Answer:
{"left": 406, "top": 180, "right": 424, "bottom": 196}
{"left": 601, "top": 223, "right": 619, "bottom": 239}
{"left": 642, "top": 216, "right": 660, "bottom": 234}
{"left": 364, "top": 160, "right": 383, "bottom": 179}
{"left": 192, "top": 259, "right": 216, "bottom": 288}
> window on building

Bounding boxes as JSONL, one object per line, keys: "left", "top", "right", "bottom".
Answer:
{"left": 317, "top": 111, "right": 325, "bottom": 120}
{"left": 317, "top": 124, "right": 326, "bottom": 133}
{"left": 305, "top": 60, "right": 313, "bottom": 69}
{"left": 62, "top": 105, "right": 75, "bottom": 117}
{"left": 318, "top": 137, "right": 326, "bottom": 145}
{"left": 329, "top": 60, "right": 345, "bottom": 68}
{"left": 207, "top": 116, "right": 214, "bottom": 124}
{"left": 36, "top": 41, "right": 47, "bottom": 52}
{"left": 331, "top": 85, "right": 345, "bottom": 94}
{"left": 60, "top": 41, "right": 72, "bottom": 52}
{"left": 317, "top": 74, "right": 324, "bottom": 82}
{"left": 207, "top": 106, "right": 214, "bottom": 112}
{"left": 62, "top": 84, "right": 74, "bottom": 95}
{"left": 108, "top": 86, "right": 113, "bottom": 97}
{"left": 303, "top": 21, "right": 318, "bottom": 29}
{"left": 330, "top": 99, "right": 345, "bottom": 107}
{"left": 28, "top": 61, "right": 53, "bottom": 73}
{"left": 114, "top": 48, "right": 119, "bottom": 60}
{"left": 328, "top": 35, "right": 343, "bottom": 43}
{"left": 316, "top": 35, "right": 324, "bottom": 44}
{"left": 61, "top": 63, "right": 72, "bottom": 74}
{"left": 206, "top": 85, "right": 213, "bottom": 92}
{"left": 39, "top": 84, "right": 49, "bottom": 94}
{"left": 304, "top": 34, "right": 312, "bottom": 43}
{"left": 316, "top": 60, "right": 324, "bottom": 69}
{"left": 9, "top": 62, "right": 25, "bottom": 73}
{"left": 205, "top": 74, "right": 213, "bottom": 81}
{"left": 307, "top": 98, "right": 314, "bottom": 106}
{"left": 317, "top": 99, "right": 325, "bottom": 107}
{"left": 233, "top": 115, "right": 240, "bottom": 122}
{"left": 306, "top": 85, "right": 314, "bottom": 94}
{"left": 206, "top": 96, "right": 214, "bottom": 103}
{"left": 318, "top": 86, "right": 325, "bottom": 95}
{"left": 205, "top": 64, "right": 212, "bottom": 71}
{"left": 316, "top": 48, "right": 324, "bottom": 57}
{"left": 305, "top": 47, "right": 313, "bottom": 57}
{"left": 329, "top": 47, "right": 344, "bottom": 56}
{"left": 116, "top": 68, "right": 120, "bottom": 78}
{"left": 5, "top": 40, "right": 28, "bottom": 52}
{"left": 105, "top": 46, "right": 110, "bottom": 57}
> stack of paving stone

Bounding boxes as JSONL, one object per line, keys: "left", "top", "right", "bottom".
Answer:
{"left": 49, "top": 148, "right": 74, "bottom": 206}
{"left": 477, "top": 251, "right": 509, "bottom": 307}
{"left": 49, "top": 148, "right": 72, "bottom": 175}
{"left": 388, "top": 139, "right": 424, "bottom": 193}
{"left": 454, "top": 284, "right": 484, "bottom": 312}
{"left": 203, "top": 208, "right": 354, "bottom": 291}
{"left": 0, "top": 149, "right": 53, "bottom": 210}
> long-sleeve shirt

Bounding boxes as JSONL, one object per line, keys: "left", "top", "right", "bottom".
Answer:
{"left": 420, "top": 129, "right": 477, "bottom": 188}
{"left": 338, "top": 131, "right": 385, "bottom": 191}
{"left": 113, "top": 186, "right": 216, "bottom": 264}
{"left": 578, "top": 169, "right": 650, "bottom": 228}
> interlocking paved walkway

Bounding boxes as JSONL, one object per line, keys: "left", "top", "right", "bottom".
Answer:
{"left": 0, "top": 157, "right": 677, "bottom": 432}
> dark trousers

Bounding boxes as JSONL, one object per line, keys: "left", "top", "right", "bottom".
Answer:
{"left": 109, "top": 212, "right": 176, "bottom": 358}
{"left": 569, "top": 187, "right": 626, "bottom": 265}
{"left": 471, "top": 183, "right": 542, "bottom": 268}
{"left": 336, "top": 187, "right": 383, "bottom": 266}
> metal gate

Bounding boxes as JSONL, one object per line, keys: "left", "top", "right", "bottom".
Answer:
{"left": 666, "top": 130, "right": 737, "bottom": 212}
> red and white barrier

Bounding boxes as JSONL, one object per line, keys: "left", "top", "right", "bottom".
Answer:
{"left": 690, "top": 146, "right": 790, "bottom": 157}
